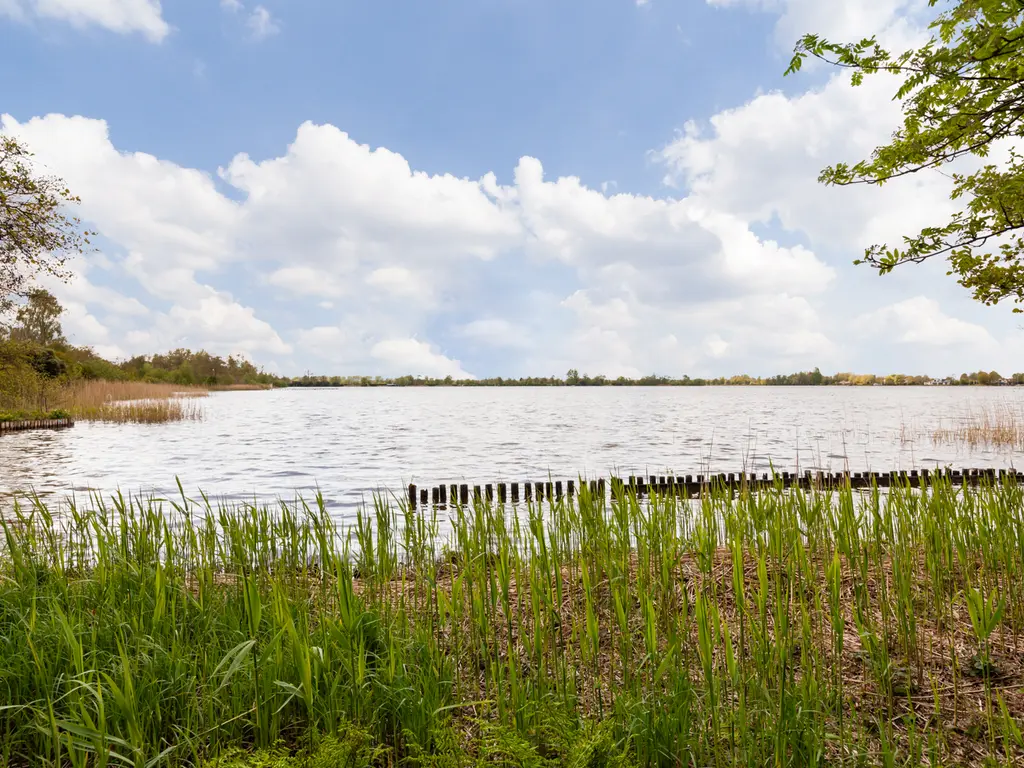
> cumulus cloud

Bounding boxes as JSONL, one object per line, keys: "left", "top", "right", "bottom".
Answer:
{"left": 0, "top": 109, "right": 848, "bottom": 377}
{"left": 9, "top": 13, "right": 1011, "bottom": 389}
{"left": 658, "top": 75, "right": 958, "bottom": 255}
{"left": 856, "top": 297, "right": 996, "bottom": 348}
{"left": 2, "top": 0, "right": 169, "bottom": 41}
{"left": 370, "top": 339, "right": 474, "bottom": 379}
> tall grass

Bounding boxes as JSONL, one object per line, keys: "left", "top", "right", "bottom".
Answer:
{"left": 1, "top": 479, "right": 1022, "bottom": 767}
{"left": 58, "top": 381, "right": 208, "bottom": 423}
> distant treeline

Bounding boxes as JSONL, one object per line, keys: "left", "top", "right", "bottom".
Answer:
{"left": 287, "top": 368, "right": 1024, "bottom": 387}
{"left": 116, "top": 349, "right": 284, "bottom": 387}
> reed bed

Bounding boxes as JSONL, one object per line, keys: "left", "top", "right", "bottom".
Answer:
{"left": 57, "top": 380, "right": 208, "bottom": 424}
{"left": 1, "top": 480, "right": 1023, "bottom": 767}
{"left": 932, "top": 402, "right": 1024, "bottom": 451}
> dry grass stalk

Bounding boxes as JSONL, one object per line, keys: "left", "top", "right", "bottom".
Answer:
{"left": 58, "top": 380, "right": 208, "bottom": 423}
{"left": 932, "top": 402, "right": 1024, "bottom": 450}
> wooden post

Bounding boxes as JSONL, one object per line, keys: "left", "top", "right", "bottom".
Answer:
{"left": 545, "top": 481, "right": 553, "bottom": 500}
{"left": 535, "top": 482, "right": 544, "bottom": 501}
{"left": 525, "top": 482, "right": 532, "bottom": 502}
{"left": 431, "top": 487, "right": 439, "bottom": 505}
{"left": 498, "top": 483, "right": 507, "bottom": 503}
{"left": 460, "top": 484, "right": 469, "bottom": 505}
{"left": 473, "top": 486, "right": 482, "bottom": 502}
{"left": 555, "top": 480, "right": 563, "bottom": 499}
{"left": 439, "top": 485, "right": 447, "bottom": 505}
{"left": 511, "top": 482, "right": 520, "bottom": 502}
{"left": 485, "top": 484, "right": 493, "bottom": 502}
{"left": 409, "top": 484, "right": 417, "bottom": 508}
{"left": 567, "top": 479, "right": 575, "bottom": 497}
{"left": 420, "top": 488, "right": 428, "bottom": 506}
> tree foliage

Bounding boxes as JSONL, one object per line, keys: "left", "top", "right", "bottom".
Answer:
{"left": 787, "top": 0, "right": 1024, "bottom": 307}
{"left": 0, "top": 136, "right": 90, "bottom": 317}
{"left": 9, "top": 287, "right": 66, "bottom": 346}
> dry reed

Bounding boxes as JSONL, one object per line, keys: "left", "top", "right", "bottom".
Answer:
{"left": 57, "top": 380, "right": 208, "bottom": 423}
{"left": 932, "top": 402, "right": 1024, "bottom": 450}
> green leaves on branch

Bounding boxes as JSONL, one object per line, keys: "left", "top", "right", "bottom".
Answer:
{"left": 787, "top": 0, "right": 1024, "bottom": 308}
{"left": 0, "top": 136, "right": 92, "bottom": 317}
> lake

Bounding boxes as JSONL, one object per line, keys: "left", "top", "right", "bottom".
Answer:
{"left": 2, "top": 386, "right": 1023, "bottom": 518}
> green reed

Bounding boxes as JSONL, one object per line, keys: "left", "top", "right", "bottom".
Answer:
{"left": 1, "top": 476, "right": 1023, "bottom": 767}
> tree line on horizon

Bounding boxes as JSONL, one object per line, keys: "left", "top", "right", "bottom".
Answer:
{"left": 287, "top": 367, "right": 1024, "bottom": 388}
{"left": 5, "top": 289, "right": 1020, "bottom": 392}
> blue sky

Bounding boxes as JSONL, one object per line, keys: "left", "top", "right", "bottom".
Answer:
{"left": 2, "top": 0, "right": 1021, "bottom": 378}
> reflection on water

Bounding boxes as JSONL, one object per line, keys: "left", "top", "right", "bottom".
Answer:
{"left": 1, "top": 386, "right": 1022, "bottom": 521}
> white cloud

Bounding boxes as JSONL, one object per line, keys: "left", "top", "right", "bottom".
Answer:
{"left": 456, "top": 319, "right": 531, "bottom": 348}
{"left": 2, "top": 0, "right": 169, "bottom": 41}
{"left": 365, "top": 267, "right": 424, "bottom": 300}
{"left": 221, "top": 122, "right": 522, "bottom": 266}
{"left": 371, "top": 339, "right": 474, "bottom": 379}
{"left": 2, "top": 114, "right": 287, "bottom": 361}
{"left": 220, "top": 0, "right": 241, "bottom": 10}
{"left": 653, "top": 0, "right": 1024, "bottom": 377}
{"left": 9, "top": 45, "right": 1012, "bottom": 383}
{"left": 268, "top": 266, "right": 348, "bottom": 298}
{"left": 857, "top": 297, "right": 995, "bottom": 348}
{"left": 297, "top": 326, "right": 348, "bottom": 351}
{"left": 2, "top": 110, "right": 846, "bottom": 377}
{"left": 704, "top": 0, "right": 927, "bottom": 51}
{"left": 246, "top": 4, "right": 278, "bottom": 39}
{"left": 164, "top": 292, "right": 291, "bottom": 356}
{"left": 658, "top": 75, "right": 956, "bottom": 253}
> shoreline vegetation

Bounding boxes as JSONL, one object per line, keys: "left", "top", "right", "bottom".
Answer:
{"left": 1, "top": 339, "right": 277, "bottom": 423}
{"left": 1, "top": 480, "right": 1021, "bottom": 767}
{"left": 289, "top": 368, "right": 1024, "bottom": 388}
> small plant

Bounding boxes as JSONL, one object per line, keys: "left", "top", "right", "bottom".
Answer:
{"left": 965, "top": 587, "right": 1006, "bottom": 678}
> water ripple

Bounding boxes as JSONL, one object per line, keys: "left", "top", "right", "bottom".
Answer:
{"left": 1, "top": 387, "right": 1023, "bottom": 522}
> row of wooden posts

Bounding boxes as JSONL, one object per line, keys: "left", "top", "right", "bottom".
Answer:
{"left": 0, "top": 419, "right": 74, "bottom": 433}
{"left": 408, "top": 467, "right": 1021, "bottom": 508}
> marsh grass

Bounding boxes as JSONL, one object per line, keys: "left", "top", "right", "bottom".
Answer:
{"left": 57, "top": 380, "right": 208, "bottom": 423}
{"left": 1, "top": 480, "right": 1023, "bottom": 767}
{"left": 931, "top": 402, "right": 1024, "bottom": 451}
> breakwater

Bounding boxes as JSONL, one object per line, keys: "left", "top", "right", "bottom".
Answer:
{"left": 408, "top": 466, "right": 1019, "bottom": 507}
{"left": 0, "top": 418, "right": 74, "bottom": 434}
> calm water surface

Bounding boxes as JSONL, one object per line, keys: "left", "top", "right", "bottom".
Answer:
{"left": 2, "top": 386, "right": 1022, "bottom": 519}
